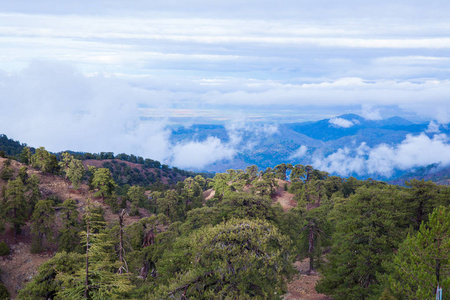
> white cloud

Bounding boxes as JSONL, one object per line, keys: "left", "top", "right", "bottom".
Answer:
{"left": 426, "top": 121, "right": 440, "bottom": 133}
{"left": 313, "top": 133, "right": 450, "bottom": 177}
{"left": 329, "top": 117, "right": 354, "bottom": 128}
{"left": 289, "top": 145, "right": 308, "bottom": 159}
{"left": 171, "top": 137, "right": 236, "bottom": 169}
{"left": 225, "top": 121, "right": 279, "bottom": 150}
{"left": 361, "top": 104, "right": 382, "bottom": 120}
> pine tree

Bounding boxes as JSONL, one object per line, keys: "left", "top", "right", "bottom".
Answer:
{"left": 30, "top": 200, "right": 55, "bottom": 253}
{"left": 316, "top": 186, "right": 408, "bottom": 299}
{"left": 31, "top": 147, "right": 59, "bottom": 174}
{"left": 127, "top": 186, "right": 146, "bottom": 216}
{"left": 385, "top": 206, "right": 450, "bottom": 299}
{"left": 91, "top": 168, "right": 117, "bottom": 201}
{"left": 58, "top": 198, "right": 82, "bottom": 253}
{"left": 56, "top": 200, "right": 133, "bottom": 299}
{"left": 157, "top": 190, "right": 179, "bottom": 220}
{"left": 19, "top": 147, "right": 31, "bottom": 165}
{"left": 0, "top": 158, "right": 14, "bottom": 181}
{"left": 299, "top": 208, "right": 330, "bottom": 274}
{"left": 5, "top": 178, "right": 28, "bottom": 235}
{"left": 156, "top": 218, "right": 294, "bottom": 299}
{"left": 26, "top": 174, "right": 41, "bottom": 214}
{"left": 18, "top": 166, "right": 28, "bottom": 183}
{"left": 59, "top": 153, "right": 85, "bottom": 189}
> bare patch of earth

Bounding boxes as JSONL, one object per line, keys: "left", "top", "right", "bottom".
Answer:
{"left": 283, "top": 260, "right": 332, "bottom": 300}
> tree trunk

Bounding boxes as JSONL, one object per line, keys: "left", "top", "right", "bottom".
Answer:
{"left": 118, "top": 209, "right": 126, "bottom": 274}
{"left": 84, "top": 216, "right": 90, "bottom": 299}
{"left": 308, "top": 224, "right": 315, "bottom": 274}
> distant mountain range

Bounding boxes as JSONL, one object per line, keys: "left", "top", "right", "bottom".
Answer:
{"left": 170, "top": 114, "right": 450, "bottom": 181}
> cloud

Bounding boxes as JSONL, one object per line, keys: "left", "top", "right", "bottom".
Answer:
{"left": 170, "top": 137, "right": 236, "bottom": 169}
{"left": 313, "top": 133, "right": 450, "bottom": 177}
{"left": 426, "top": 121, "right": 440, "bottom": 133}
{"left": 289, "top": 145, "right": 308, "bottom": 159}
{"left": 225, "top": 121, "right": 279, "bottom": 150}
{"left": 329, "top": 117, "right": 354, "bottom": 128}
{"left": 361, "top": 104, "right": 382, "bottom": 120}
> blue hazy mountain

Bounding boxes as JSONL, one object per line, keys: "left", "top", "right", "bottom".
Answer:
{"left": 170, "top": 114, "right": 446, "bottom": 181}
{"left": 284, "top": 114, "right": 424, "bottom": 142}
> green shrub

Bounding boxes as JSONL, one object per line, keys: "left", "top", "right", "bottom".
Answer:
{"left": 46, "top": 194, "right": 62, "bottom": 206}
{"left": 0, "top": 283, "right": 9, "bottom": 300}
{"left": 0, "top": 242, "right": 10, "bottom": 256}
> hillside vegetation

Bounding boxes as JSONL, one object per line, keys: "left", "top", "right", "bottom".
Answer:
{"left": 0, "top": 143, "right": 449, "bottom": 299}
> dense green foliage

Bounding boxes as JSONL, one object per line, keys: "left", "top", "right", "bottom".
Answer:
{"left": 0, "top": 283, "right": 9, "bottom": 300}
{"left": 0, "top": 146, "right": 448, "bottom": 300}
{"left": 31, "top": 147, "right": 60, "bottom": 174}
{"left": 31, "top": 200, "right": 55, "bottom": 253}
{"left": 384, "top": 206, "right": 450, "bottom": 299}
{"left": 0, "top": 134, "right": 32, "bottom": 159}
{"left": 0, "top": 242, "right": 10, "bottom": 256}
{"left": 155, "top": 218, "right": 294, "bottom": 299}
{"left": 59, "top": 152, "right": 85, "bottom": 189}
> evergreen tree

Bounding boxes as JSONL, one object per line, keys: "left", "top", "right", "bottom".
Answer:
{"left": 181, "top": 177, "right": 203, "bottom": 211}
{"left": 316, "top": 186, "right": 408, "bottom": 299}
{"left": 59, "top": 152, "right": 85, "bottom": 189}
{"left": 18, "top": 166, "right": 28, "bottom": 183}
{"left": 56, "top": 200, "right": 133, "bottom": 299}
{"left": 404, "top": 179, "right": 440, "bottom": 230}
{"left": 124, "top": 214, "right": 172, "bottom": 281}
{"left": 217, "top": 192, "right": 279, "bottom": 222}
{"left": 245, "top": 164, "right": 259, "bottom": 181}
{"left": 91, "top": 168, "right": 117, "bottom": 201}
{"left": 385, "top": 206, "right": 450, "bottom": 299}
{"left": 298, "top": 207, "right": 330, "bottom": 274}
{"left": 274, "top": 163, "right": 292, "bottom": 180}
{"left": 127, "top": 186, "right": 146, "bottom": 215}
{"left": 0, "top": 158, "right": 14, "bottom": 181}
{"left": 30, "top": 200, "right": 55, "bottom": 253}
{"left": 156, "top": 218, "right": 294, "bottom": 299}
{"left": 211, "top": 172, "right": 231, "bottom": 201}
{"left": 31, "top": 147, "right": 60, "bottom": 174}
{"left": 157, "top": 190, "right": 181, "bottom": 220}
{"left": 4, "top": 178, "right": 27, "bottom": 235}
{"left": 290, "top": 164, "right": 306, "bottom": 182}
{"left": 58, "top": 198, "right": 81, "bottom": 253}
{"left": 26, "top": 174, "right": 41, "bottom": 213}
{"left": 59, "top": 152, "right": 72, "bottom": 179}
{"left": 19, "top": 146, "right": 32, "bottom": 165}
{"left": 193, "top": 175, "right": 207, "bottom": 190}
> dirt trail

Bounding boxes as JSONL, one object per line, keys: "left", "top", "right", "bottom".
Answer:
{"left": 273, "top": 179, "right": 297, "bottom": 211}
{"left": 284, "top": 260, "right": 332, "bottom": 300}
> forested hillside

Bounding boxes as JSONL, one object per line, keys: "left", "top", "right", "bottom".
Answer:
{"left": 0, "top": 147, "right": 449, "bottom": 299}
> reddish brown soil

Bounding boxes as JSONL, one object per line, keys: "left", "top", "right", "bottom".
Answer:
{"left": 203, "top": 188, "right": 215, "bottom": 201}
{"left": 0, "top": 228, "right": 55, "bottom": 299}
{"left": 273, "top": 179, "right": 297, "bottom": 211}
{"left": 283, "top": 260, "right": 332, "bottom": 300}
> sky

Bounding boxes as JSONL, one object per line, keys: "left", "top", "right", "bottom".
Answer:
{"left": 1, "top": 1, "right": 450, "bottom": 171}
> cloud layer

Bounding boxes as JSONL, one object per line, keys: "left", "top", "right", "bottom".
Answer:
{"left": 313, "top": 133, "right": 450, "bottom": 177}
